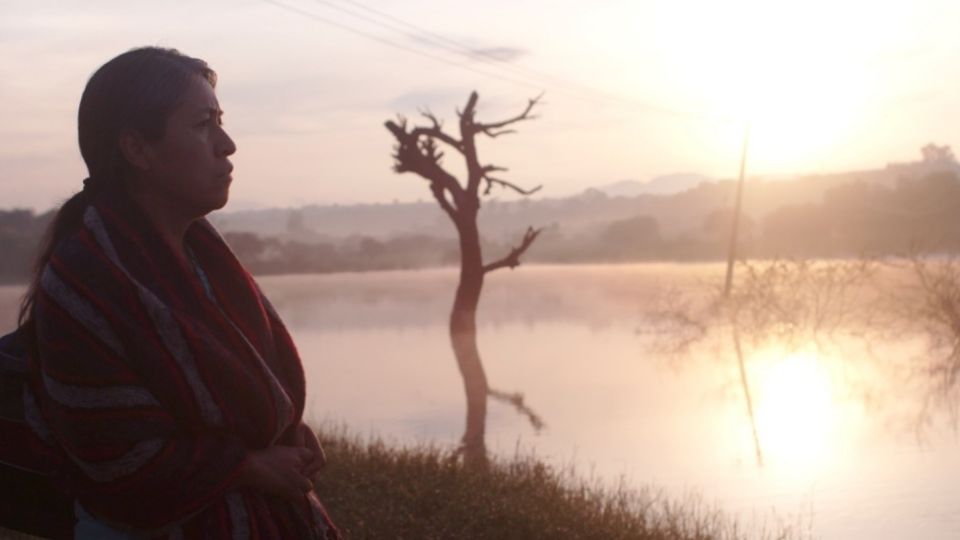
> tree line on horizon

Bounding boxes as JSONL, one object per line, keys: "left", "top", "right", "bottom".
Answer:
{"left": 2, "top": 166, "right": 959, "bottom": 283}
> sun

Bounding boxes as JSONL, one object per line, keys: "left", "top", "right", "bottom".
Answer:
{"left": 648, "top": 0, "right": 912, "bottom": 173}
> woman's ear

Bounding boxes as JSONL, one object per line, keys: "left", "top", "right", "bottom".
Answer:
{"left": 117, "top": 130, "right": 153, "bottom": 172}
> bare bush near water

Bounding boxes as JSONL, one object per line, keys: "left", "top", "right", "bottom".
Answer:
{"left": 643, "top": 259, "right": 877, "bottom": 356}
{"left": 875, "top": 255, "right": 960, "bottom": 428}
{"left": 644, "top": 256, "right": 960, "bottom": 433}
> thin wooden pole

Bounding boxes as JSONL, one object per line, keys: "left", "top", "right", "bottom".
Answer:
{"left": 724, "top": 122, "right": 751, "bottom": 297}
{"left": 722, "top": 122, "right": 763, "bottom": 466}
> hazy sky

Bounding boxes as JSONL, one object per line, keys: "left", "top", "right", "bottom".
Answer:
{"left": 2, "top": 0, "right": 960, "bottom": 211}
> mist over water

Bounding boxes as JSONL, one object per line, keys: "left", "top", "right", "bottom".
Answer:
{"left": 3, "top": 263, "right": 958, "bottom": 538}
{"left": 255, "top": 263, "right": 960, "bottom": 539}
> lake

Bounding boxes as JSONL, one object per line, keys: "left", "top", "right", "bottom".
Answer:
{"left": 3, "top": 263, "right": 958, "bottom": 539}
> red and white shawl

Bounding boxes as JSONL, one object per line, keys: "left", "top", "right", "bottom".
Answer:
{"left": 27, "top": 189, "right": 339, "bottom": 539}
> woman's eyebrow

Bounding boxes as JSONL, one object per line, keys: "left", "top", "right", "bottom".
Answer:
{"left": 195, "top": 106, "right": 224, "bottom": 118}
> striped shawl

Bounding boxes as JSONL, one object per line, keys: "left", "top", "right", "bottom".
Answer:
{"left": 0, "top": 329, "right": 73, "bottom": 538}
{"left": 24, "top": 190, "right": 338, "bottom": 539}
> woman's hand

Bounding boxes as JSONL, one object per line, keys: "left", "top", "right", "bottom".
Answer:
{"left": 294, "top": 422, "right": 327, "bottom": 482}
{"left": 235, "top": 445, "right": 315, "bottom": 503}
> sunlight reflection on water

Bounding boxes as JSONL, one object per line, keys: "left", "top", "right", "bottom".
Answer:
{"left": 257, "top": 265, "right": 960, "bottom": 540}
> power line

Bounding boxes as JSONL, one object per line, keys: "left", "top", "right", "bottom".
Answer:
{"left": 324, "top": 0, "right": 729, "bottom": 120}
{"left": 322, "top": 0, "right": 735, "bottom": 121}
{"left": 261, "top": 0, "right": 735, "bottom": 123}
{"left": 272, "top": 0, "right": 612, "bottom": 106}
{"left": 315, "top": 0, "right": 612, "bottom": 102}
{"left": 261, "top": 0, "right": 548, "bottom": 93}
{"left": 332, "top": 0, "right": 960, "bottom": 128}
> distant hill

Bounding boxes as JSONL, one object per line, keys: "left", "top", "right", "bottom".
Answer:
{"left": 3, "top": 149, "right": 960, "bottom": 281}
{"left": 596, "top": 173, "right": 714, "bottom": 197}
{"left": 210, "top": 156, "right": 960, "bottom": 246}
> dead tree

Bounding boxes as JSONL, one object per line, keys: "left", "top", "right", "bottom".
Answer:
{"left": 385, "top": 91, "right": 544, "bottom": 463}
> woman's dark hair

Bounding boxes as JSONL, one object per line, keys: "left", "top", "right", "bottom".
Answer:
{"left": 17, "top": 46, "right": 216, "bottom": 338}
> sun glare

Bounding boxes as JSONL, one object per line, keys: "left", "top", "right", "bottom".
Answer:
{"left": 753, "top": 347, "right": 836, "bottom": 472}
{"left": 651, "top": 0, "right": 913, "bottom": 172}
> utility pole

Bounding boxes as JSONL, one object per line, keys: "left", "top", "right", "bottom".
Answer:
{"left": 722, "top": 122, "right": 763, "bottom": 466}
{"left": 724, "top": 123, "right": 751, "bottom": 297}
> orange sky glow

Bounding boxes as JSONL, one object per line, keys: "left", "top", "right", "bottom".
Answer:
{"left": 2, "top": 0, "right": 959, "bottom": 211}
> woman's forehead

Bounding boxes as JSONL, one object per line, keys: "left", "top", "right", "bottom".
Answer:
{"left": 177, "top": 78, "right": 220, "bottom": 115}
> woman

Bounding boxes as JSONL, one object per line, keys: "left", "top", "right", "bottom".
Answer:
{"left": 16, "top": 47, "right": 340, "bottom": 539}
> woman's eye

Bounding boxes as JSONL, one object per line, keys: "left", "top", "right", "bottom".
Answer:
{"left": 196, "top": 117, "right": 221, "bottom": 128}
{"left": 196, "top": 114, "right": 224, "bottom": 129}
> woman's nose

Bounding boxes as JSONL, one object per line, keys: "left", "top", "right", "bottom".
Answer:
{"left": 216, "top": 126, "right": 237, "bottom": 157}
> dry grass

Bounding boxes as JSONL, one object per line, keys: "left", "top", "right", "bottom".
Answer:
{"left": 312, "top": 427, "right": 804, "bottom": 540}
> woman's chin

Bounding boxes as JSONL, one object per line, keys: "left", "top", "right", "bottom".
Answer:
{"left": 190, "top": 188, "right": 230, "bottom": 217}
{"left": 210, "top": 191, "right": 230, "bottom": 212}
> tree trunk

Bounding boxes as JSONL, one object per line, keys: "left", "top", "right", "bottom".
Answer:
{"left": 450, "top": 216, "right": 488, "bottom": 464}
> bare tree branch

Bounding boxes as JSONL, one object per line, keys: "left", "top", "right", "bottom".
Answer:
{"left": 469, "top": 93, "right": 543, "bottom": 136}
{"left": 385, "top": 118, "right": 464, "bottom": 219}
{"left": 481, "top": 128, "right": 517, "bottom": 138}
{"left": 458, "top": 92, "right": 484, "bottom": 196}
{"left": 458, "top": 91, "right": 543, "bottom": 196}
{"left": 458, "top": 92, "right": 480, "bottom": 126}
{"left": 410, "top": 107, "right": 464, "bottom": 153}
{"left": 488, "top": 387, "right": 545, "bottom": 432}
{"left": 483, "top": 176, "right": 543, "bottom": 196}
{"left": 431, "top": 183, "right": 457, "bottom": 221}
{"left": 419, "top": 136, "right": 443, "bottom": 163}
{"left": 482, "top": 165, "right": 508, "bottom": 174}
{"left": 483, "top": 226, "right": 542, "bottom": 273}
{"left": 419, "top": 107, "right": 442, "bottom": 129}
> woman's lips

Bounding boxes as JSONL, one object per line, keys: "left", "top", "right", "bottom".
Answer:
{"left": 216, "top": 167, "right": 234, "bottom": 183}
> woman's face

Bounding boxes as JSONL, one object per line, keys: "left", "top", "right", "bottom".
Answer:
{"left": 137, "top": 75, "right": 237, "bottom": 217}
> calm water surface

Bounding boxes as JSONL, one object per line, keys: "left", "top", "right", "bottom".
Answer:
{"left": 3, "top": 263, "right": 958, "bottom": 539}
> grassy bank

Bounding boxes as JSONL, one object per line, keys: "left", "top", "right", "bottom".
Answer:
{"left": 313, "top": 429, "right": 801, "bottom": 540}
{"left": 0, "top": 429, "right": 801, "bottom": 540}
